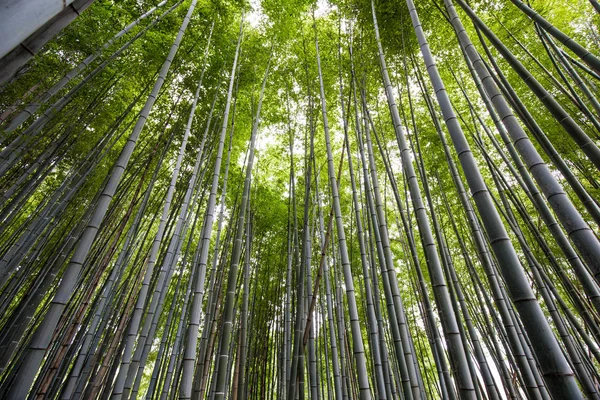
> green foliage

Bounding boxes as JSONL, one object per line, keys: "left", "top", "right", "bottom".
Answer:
{"left": 1, "top": 0, "right": 600, "bottom": 397}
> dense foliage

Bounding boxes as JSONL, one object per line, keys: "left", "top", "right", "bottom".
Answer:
{"left": 0, "top": 0, "right": 599, "bottom": 398}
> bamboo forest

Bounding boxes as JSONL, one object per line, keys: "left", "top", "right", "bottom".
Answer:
{"left": 3, "top": 0, "right": 600, "bottom": 398}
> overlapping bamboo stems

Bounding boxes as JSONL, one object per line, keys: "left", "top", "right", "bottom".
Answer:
{"left": 395, "top": 58, "right": 501, "bottom": 400}
{"left": 0, "top": 83, "right": 150, "bottom": 325}
{"left": 406, "top": 0, "right": 584, "bottom": 397}
{"left": 455, "top": 0, "right": 600, "bottom": 172}
{"left": 373, "top": 0, "right": 479, "bottom": 397}
{"left": 111, "top": 21, "right": 212, "bottom": 399}
{"left": 477, "top": 134, "right": 600, "bottom": 397}
{"left": 212, "top": 36, "right": 270, "bottom": 400}
{"left": 1, "top": 2, "right": 198, "bottom": 397}
{"left": 312, "top": 11, "right": 373, "bottom": 399}
{"left": 288, "top": 29, "right": 320, "bottom": 400}
{"left": 508, "top": 0, "right": 600, "bottom": 74}
{"left": 475, "top": 28, "right": 600, "bottom": 226}
{"left": 408, "top": 13, "right": 547, "bottom": 400}
{"left": 535, "top": 24, "right": 600, "bottom": 135}
{"left": 4, "top": 0, "right": 175, "bottom": 133}
{"left": 192, "top": 52, "right": 242, "bottom": 399}
{"left": 0, "top": 0, "right": 185, "bottom": 175}
{"left": 445, "top": 0, "right": 600, "bottom": 294}
{"left": 179, "top": 15, "right": 244, "bottom": 400}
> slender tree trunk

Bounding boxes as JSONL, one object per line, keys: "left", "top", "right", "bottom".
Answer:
{"left": 0, "top": 0, "right": 96, "bottom": 84}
